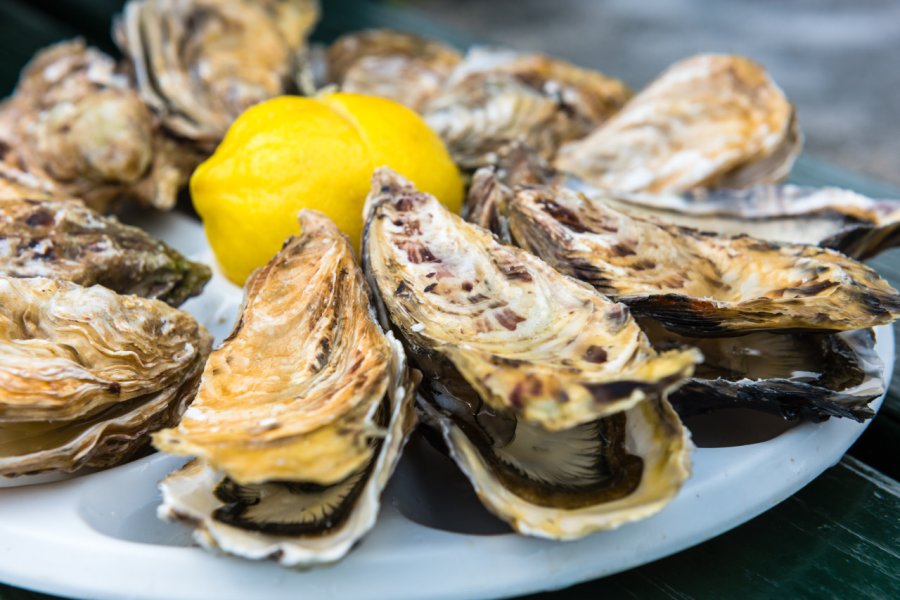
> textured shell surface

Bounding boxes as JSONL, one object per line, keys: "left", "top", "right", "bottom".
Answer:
{"left": 155, "top": 211, "right": 417, "bottom": 566}
{"left": 554, "top": 54, "right": 799, "bottom": 194}
{"left": 424, "top": 47, "right": 631, "bottom": 169}
{"left": 325, "top": 29, "right": 462, "bottom": 111}
{"left": 581, "top": 183, "right": 900, "bottom": 261}
{"left": 642, "top": 319, "right": 884, "bottom": 422}
{"left": 116, "top": 0, "right": 320, "bottom": 146}
{"left": 0, "top": 277, "right": 210, "bottom": 476}
{"left": 509, "top": 184, "right": 900, "bottom": 336}
{"left": 154, "top": 211, "right": 405, "bottom": 486}
{"left": 0, "top": 194, "right": 209, "bottom": 306}
{"left": 363, "top": 168, "right": 699, "bottom": 431}
{"left": 0, "top": 40, "right": 196, "bottom": 212}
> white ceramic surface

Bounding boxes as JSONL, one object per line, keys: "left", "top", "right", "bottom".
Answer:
{"left": 0, "top": 212, "right": 892, "bottom": 600}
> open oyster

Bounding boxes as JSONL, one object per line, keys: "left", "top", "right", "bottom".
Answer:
{"left": 582, "top": 184, "right": 900, "bottom": 261}
{"left": 116, "top": 0, "right": 320, "bottom": 148}
{"left": 154, "top": 211, "right": 417, "bottom": 566}
{"left": 508, "top": 185, "right": 900, "bottom": 336}
{"left": 363, "top": 168, "right": 699, "bottom": 431}
{"left": 424, "top": 47, "right": 631, "bottom": 168}
{"left": 0, "top": 40, "right": 196, "bottom": 212}
{"left": 364, "top": 169, "right": 695, "bottom": 538}
{"left": 0, "top": 193, "right": 210, "bottom": 306}
{"left": 0, "top": 277, "right": 210, "bottom": 477}
{"left": 555, "top": 54, "right": 800, "bottom": 193}
{"left": 640, "top": 319, "right": 883, "bottom": 422}
{"left": 325, "top": 29, "right": 462, "bottom": 111}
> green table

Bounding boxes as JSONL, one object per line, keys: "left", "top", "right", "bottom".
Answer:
{"left": 1, "top": 1, "right": 898, "bottom": 598}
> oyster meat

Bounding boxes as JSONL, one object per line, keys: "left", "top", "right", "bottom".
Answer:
{"left": 154, "top": 211, "right": 417, "bottom": 566}
{"left": 116, "top": 0, "right": 320, "bottom": 148}
{"left": 509, "top": 184, "right": 900, "bottom": 335}
{"left": 364, "top": 168, "right": 699, "bottom": 431}
{"left": 364, "top": 169, "right": 696, "bottom": 538}
{"left": 0, "top": 193, "right": 209, "bottom": 306}
{"left": 424, "top": 47, "right": 631, "bottom": 168}
{"left": 325, "top": 29, "right": 462, "bottom": 111}
{"left": 640, "top": 319, "right": 883, "bottom": 422}
{"left": 555, "top": 54, "right": 800, "bottom": 193}
{"left": 0, "top": 40, "right": 197, "bottom": 212}
{"left": 0, "top": 277, "right": 211, "bottom": 477}
{"left": 581, "top": 184, "right": 900, "bottom": 261}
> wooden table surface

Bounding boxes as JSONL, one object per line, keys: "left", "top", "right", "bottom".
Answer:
{"left": 0, "top": 1, "right": 898, "bottom": 598}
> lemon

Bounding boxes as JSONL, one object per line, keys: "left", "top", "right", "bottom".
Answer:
{"left": 191, "top": 92, "right": 463, "bottom": 285}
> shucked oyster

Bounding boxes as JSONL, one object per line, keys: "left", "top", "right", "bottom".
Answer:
{"left": 555, "top": 54, "right": 800, "bottom": 193}
{"left": 116, "top": 0, "right": 320, "bottom": 148}
{"left": 363, "top": 168, "right": 698, "bottom": 431}
{"left": 640, "top": 319, "right": 883, "bottom": 422}
{"left": 0, "top": 193, "right": 210, "bottom": 306}
{"left": 0, "top": 277, "right": 210, "bottom": 477}
{"left": 363, "top": 169, "right": 695, "bottom": 537}
{"left": 154, "top": 211, "right": 417, "bottom": 566}
{"left": 582, "top": 184, "right": 900, "bottom": 261}
{"left": 424, "top": 47, "right": 631, "bottom": 168}
{"left": 509, "top": 185, "right": 900, "bottom": 336}
{"left": 0, "top": 40, "right": 197, "bottom": 212}
{"left": 325, "top": 29, "right": 462, "bottom": 111}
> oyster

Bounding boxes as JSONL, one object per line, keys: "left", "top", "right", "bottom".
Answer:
{"left": 641, "top": 319, "right": 883, "bottom": 422}
{"left": 0, "top": 164, "right": 59, "bottom": 201}
{"left": 509, "top": 184, "right": 900, "bottom": 335}
{"left": 116, "top": 0, "right": 320, "bottom": 147}
{"left": 325, "top": 29, "right": 462, "bottom": 111}
{"left": 0, "top": 193, "right": 210, "bottom": 306}
{"left": 0, "top": 40, "right": 197, "bottom": 212}
{"left": 555, "top": 54, "right": 800, "bottom": 193}
{"left": 0, "top": 277, "right": 210, "bottom": 477}
{"left": 154, "top": 211, "right": 417, "bottom": 566}
{"left": 418, "top": 392, "right": 691, "bottom": 539}
{"left": 363, "top": 168, "right": 699, "bottom": 431}
{"left": 424, "top": 47, "right": 631, "bottom": 168}
{"left": 582, "top": 184, "right": 900, "bottom": 261}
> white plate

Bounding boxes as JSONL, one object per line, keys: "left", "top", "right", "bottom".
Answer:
{"left": 0, "top": 212, "right": 893, "bottom": 600}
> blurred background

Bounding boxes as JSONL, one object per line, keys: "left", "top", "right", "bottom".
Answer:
{"left": 2, "top": 0, "right": 898, "bottom": 186}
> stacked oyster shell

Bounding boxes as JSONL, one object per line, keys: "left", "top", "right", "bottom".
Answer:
{"left": 0, "top": 177, "right": 212, "bottom": 477}
{"left": 154, "top": 212, "right": 418, "bottom": 566}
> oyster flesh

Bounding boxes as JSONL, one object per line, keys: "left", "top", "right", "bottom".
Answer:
{"left": 509, "top": 184, "right": 900, "bottom": 335}
{"left": 325, "top": 29, "right": 462, "bottom": 111}
{"left": 0, "top": 193, "right": 210, "bottom": 306}
{"left": 640, "top": 319, "right": 883, "bottom": 422}
{"left": 0, "top": 277, "right": 211, "bottom": 477}
{"left": 116, "top": 0, "right": 320, "bottom": 148}
{"left": 581, "top": 184, "right": 900, "bottom": 261}
{"left": 424, "top": 47, "right": 631, "bottom": 168}
{"left": 363, "top": 168, "right": 699, "bottom": 431}
{"left": 154, "top": 211, "right": 417, "bottom": 566}
{"left": 555, "top": 54, "right": 800, "bottom": 193}
{"left": 0, "top": 40, "right": 196, "bottom": 212}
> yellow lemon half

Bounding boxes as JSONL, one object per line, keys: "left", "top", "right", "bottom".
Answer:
{"left": 191, "top": 92, "right": 463, "bottom": 285}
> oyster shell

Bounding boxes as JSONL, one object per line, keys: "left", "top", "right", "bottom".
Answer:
{"left": 325, "top": 29, "right": 462, "bottom": 111}
{"left": 0, "top": 40, "right": 197, "bottom": 212}
{"left": 116, "top": 0, "right": 320, "bottom": 147}
{"left": 0, "top": 277, "right": 211, "bottom": 477}
{"left": 509, "top": 184, "right": 900, "bottom": 335}
{"left": 582, "top": 184, "right": 900, "bottom": 261}
{"left": 0, "top": 192, "right": 209, "bottom": 306}
{"left": 154, "top": 211, "right": 417, "bottom": 566}
{"left": 641, "top": 319, "right": 883, "bottom": 422}
{"left": 555, "top": 54, "right": 800, "bottom": 193}
{"left": 418, "top": 392, "right": 691, "bottom": 539}
{"left": 363, "top": 168, "right": 699, "bottom": 431}
{"left": 424, "top": 47, "right": 631, "bottom": 168}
